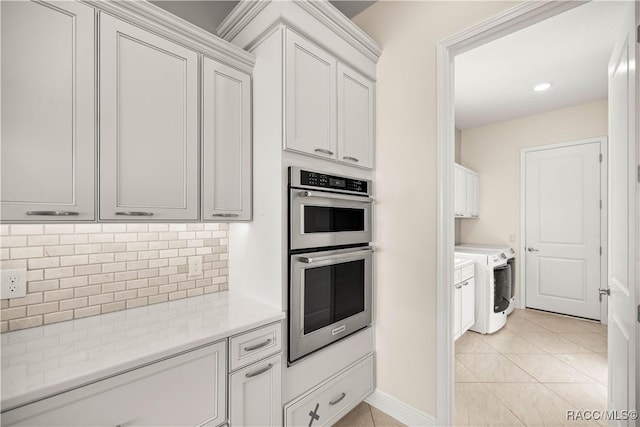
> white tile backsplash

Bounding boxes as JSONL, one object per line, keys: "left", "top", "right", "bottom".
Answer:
{"left": 0, "top": 223, "right": 228, "bottom": 332}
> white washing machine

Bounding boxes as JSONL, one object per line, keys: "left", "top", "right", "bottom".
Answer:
{"left": 454, "top": 244, "right": 516, "bottom": 334}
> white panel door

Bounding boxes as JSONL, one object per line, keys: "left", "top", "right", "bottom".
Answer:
{"left": 606, "top": 2, "right": 637, "bottom": 422}
{"left": 525, "top": 141, "right": 602, "bottom": 319}
{"left": 230, "top": 354, "right": 282, "bottom": 427}
{"left": 99, "top": 13, "right": 199, "bottom": 220}
{"left": 285, "top": 29, "right": 337, "bottom": 160}
{"left": 337, "top": 63, "right": 374, "bottom": 169}
{"left": 202, "top": 57, "right": 252, "bottom": 221}
{"left": 1, "top": 0, "right": 95, "bottom": 221}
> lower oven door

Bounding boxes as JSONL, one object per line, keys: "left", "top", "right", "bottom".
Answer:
{"left": 289, "top": 246, "right": 373, "bottom": 362}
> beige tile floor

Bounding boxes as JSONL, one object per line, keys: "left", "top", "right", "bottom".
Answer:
{"left": 333, "top": 402, "right": 405, "bottom": 427}
{"left": 455, "top": 308, "right": 608, "bottom": 426}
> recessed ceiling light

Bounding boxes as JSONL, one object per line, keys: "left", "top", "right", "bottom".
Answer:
{"left": 533, "top": 82, "right": 552, "bottom": 92}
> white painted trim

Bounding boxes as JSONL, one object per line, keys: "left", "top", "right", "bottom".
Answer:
{"left": 217, "top": 0, "right": 382, "bottom": 62}
{"left": 519, "top": 137, "right": 608, "bottom": 322}
{"left": 436, "top": 2, "right": 587, "bottom": 426}
{"left": 366, "top": 389, "right": 436, "bottom": 427}
{"left": 83, "top": 0, "right": 256, "bottom": 74}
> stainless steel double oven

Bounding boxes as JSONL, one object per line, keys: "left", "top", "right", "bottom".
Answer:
{"left": 288, "top": 167, "right": 373, "bottom": 363}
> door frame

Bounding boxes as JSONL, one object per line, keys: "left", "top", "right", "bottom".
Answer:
{"left": 434, "top": 2, "right": 629, "bottom": 425}
{"left": 519, "top": 137, "right": 608, "bottom": 322}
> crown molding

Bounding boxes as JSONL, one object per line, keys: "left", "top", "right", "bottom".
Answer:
{"left": 84, "top": 0, "right": 256, "bottom": 73}
{"left": 217, "top": 0, "right": 382, "bottom": 63}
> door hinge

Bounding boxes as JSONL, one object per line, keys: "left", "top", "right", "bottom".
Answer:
{"left": 637, "top": 165, "right": 640, "bottom": 183}
{"left": 599, "top": 153, "right": 603, "bottom": 162}
{"left": 638, "top": 305, "right": 640, "bottom": 323}
{"left": 637, "top": 25, "right": 640, "bottom": 43}
{"left": 600, "top": 246, "right": 602, "bottom": 255}
{"left": 599, "top": 199, "right": 602, "bottom": 209}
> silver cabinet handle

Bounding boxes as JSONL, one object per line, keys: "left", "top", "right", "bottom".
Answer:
{"left": 245, "top": 363, "right": 273, "bottom": 378}
{"left": 115, "top": 211, "right": 154, "bottom": 216}
{"left": 212, "top": 213, "right": 239, "bottom": 218}
{"left": 299, "top": 247, "right": 374, "bottom": 264}
{"left": 455, "top": 284, "right": 462, "bottom": 289}
{"left": 26, "top": 211, "right": 79, "bottom": 216}
{"left": 244, "top": 339, "right": 272, "bottom": 352}
{"left": 298, "top": 190, "right": 374, "bottom": 203}
{"left": 343, "top": 156, "right": 359, "bottom": 163}
{"left": 329, "top": 392, "right": 346, "bottom": 406}
{"left": 314, "top": 148, "right": 334, "bottom": 156}
{"left": 527, "top": 247, "right": 539, "bottom": 252}
{"left": 461, "top": 281, "right": 469, "bottom": 286}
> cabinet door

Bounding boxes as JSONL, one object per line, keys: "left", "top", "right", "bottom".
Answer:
{"left": 1, "top": 1, "right": 95, "bottom": 221}
{"left": 99, "top": 13, "right": 199, "bottom": 220}
{"left": 285, "top": 29, "right": 337, "bottom": 160}
{"left": 337, "top": 63, "right": 374, "bottom": 169}
{"left": 467, "top": 172, "right": 479, "bottom": 217}
{"left": 461, "top": 278, "right": 476, "bottom": 333}
{"left": 3, "top": 341, "right": 227, "bottom": 427}
{"left": 202, "top": 57, "right": 252, "bottom": 221}
{"left": 454, "top": 165, "right": 467, "bottom": 217}
{"left": 454, "top": 283, "right": 462, "bottom": 340}
{"left": 230, "top": 353, "right": 282, "bottom": 427}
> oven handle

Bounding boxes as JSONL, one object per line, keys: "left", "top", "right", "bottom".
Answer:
{"left": 298, "top": 190, "right": 374, "bottom": 203}
{"left": 298, "top": 247, "right": 374, "bottom": 264}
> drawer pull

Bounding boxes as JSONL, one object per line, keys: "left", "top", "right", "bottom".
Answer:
{"left": 244, "top": 338, "right": 272, "bottom": 352}
{"left": 329, "top": 392, "right": 346, "bottom": 406}
{"left": 461, "top": 281, "right": 469, "bottom": 286}
{"left": 343, "top": 156, "right": 359, "bottom": 163}
{"left": 314, "top": 148, "right": 334, "bottom": 156}
{"left": 115, "top": 211, "right": 154, "bottom": 216}
{"left": 246, "top": 363, "right": 273, "bottom": 378}
{"left": 26, "top": 211, "right": 79, "bottom": 216}
{"left": 454, "top": 284, "right": 462, "bottom": 289}
{"left": 212, "top": 213, "right": 239, "bottom": 218}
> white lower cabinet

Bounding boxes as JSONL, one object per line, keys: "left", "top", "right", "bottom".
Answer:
{"left": 2, "top": 341, "right": 227, "bottom": 427}
{"left": 230, "top": 353, "right": 282, "bottom": 426}
{"left": 454, "top": 263, "right": 476, "bottom": 340}
{"left": 284, "top": 355, "right": 374, "bottom": 427}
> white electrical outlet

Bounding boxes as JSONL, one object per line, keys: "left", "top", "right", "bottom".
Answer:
{"left": 1, "top": 268, "right": 27, "bottom": 299}
{"left": 188, "top": 256, "right": 203, "bottom": 277}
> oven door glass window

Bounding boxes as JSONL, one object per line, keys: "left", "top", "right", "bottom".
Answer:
{"left": 303, "top": 260, "right": 365, "bottom": 334}
{"left": 303, "top": 206, "right": 365, "bottom": 233}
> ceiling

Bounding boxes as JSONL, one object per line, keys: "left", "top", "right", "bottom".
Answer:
{"left": 454, "top": 1, "right": 626, "bottom": 130}
{"left": 152, "top": 0, "right": 376, "bottom": 35}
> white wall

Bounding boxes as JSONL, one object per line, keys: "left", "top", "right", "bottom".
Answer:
{"left": 353, "top": 1, "right": 515, "bottom": 417}
{"left": 459, "top": 99, "right": 608, "bottom": 305}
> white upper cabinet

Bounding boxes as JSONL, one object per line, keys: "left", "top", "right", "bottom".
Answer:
{"left": 285, "top": 29, "right": 337, "bottom": 160}
{"left": 202, "top": 58, "right": 252, "bottom": 221}
{"left": 99, "top": 13, "right": 199, "bottom": 221}
{"left": 454, "top": 163, "right": 479, "bottom": 218}
{"left": 1, "top": 1, "right": 96, "bottom": 221}
{"left": 337, "top": 63, "right": 375, "bottom": 169}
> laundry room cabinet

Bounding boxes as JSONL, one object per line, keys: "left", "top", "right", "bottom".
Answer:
{"left": 454, "top": 260, "right": 475, "bottom": 340}
{"left": 0, "top": 0, "right": 96, "bottom": 221}
{"left": 454, "top": 163, "right": 479, "bottom": 218}
{"left": 284, "top": 29, "right": 375, "bottom": 170}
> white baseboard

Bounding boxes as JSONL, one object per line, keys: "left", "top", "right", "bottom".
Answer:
{"left": 365, "top": 389, "right": 436, "bottom": 427}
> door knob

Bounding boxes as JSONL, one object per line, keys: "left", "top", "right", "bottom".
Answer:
{"left": 527, "top": 247, "right": 539, "bottom": 252}
{"left": 599, "top": 287, "right": 610, "bottom": 302}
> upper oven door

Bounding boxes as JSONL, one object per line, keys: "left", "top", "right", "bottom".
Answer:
{"left": 289, "top": 189, "right": 373, "bottom": 250}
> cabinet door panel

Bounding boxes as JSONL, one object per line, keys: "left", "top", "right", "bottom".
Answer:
{"left": 285, "top": 30, "right": 336, "bottom": 160}
{"left": 461, "top": 278, "right": 475, "bottom": 332}
{"left": 1, "top": 0, "right": 95, "bottom": 221}
{"left": 467, "top": 172, "right": 478, "bottom": 217}
{"left": 454, "top": 165, "right": 467, "bottom": 217}
{"left": 337, "top": 63, "right": 374, "bottom": 169}
{"left": 3, "top": 341, "right": 227, "bottom": 427}
{"left": 454, "top": 284, "right": 462, "bottom": 339}
{"left": 99, "top": 13, "right": 198, "bottom": 220}
{"left": 230, "top": 354, "right": 282, "bottom": 427}
{"left": 202, "top": 57, "right": 251, "bottom": 221}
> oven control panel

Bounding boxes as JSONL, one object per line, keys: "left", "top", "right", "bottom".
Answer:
{"left": 298, "top": 170, "right": 369, "bottom": 194}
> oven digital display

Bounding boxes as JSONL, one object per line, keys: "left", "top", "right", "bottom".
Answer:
{"left": 329, "top": 178, "right": 346, "bottom": 188}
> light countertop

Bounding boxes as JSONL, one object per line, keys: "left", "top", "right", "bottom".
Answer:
{"left": 1, "top": 291, "right": 285, "bottom": 411}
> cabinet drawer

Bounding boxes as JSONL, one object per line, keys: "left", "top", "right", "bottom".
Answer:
{"left": 229, "top": 322, "right": 282, "bottom": 371}
{"left": 284, "top": 354, "right": 374, "bottom": 427}
{"left": 461, "top": 264, "right": 474, "bottom": 282}
{"left": 2, "top": 341, "right": 227, "bottom": 427}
